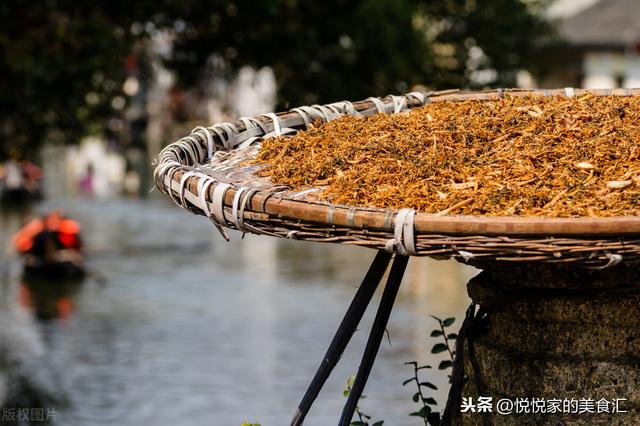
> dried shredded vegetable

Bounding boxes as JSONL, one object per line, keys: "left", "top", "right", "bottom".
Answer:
{"left": 255, "top": 94, "right": 640, "bottom": 217}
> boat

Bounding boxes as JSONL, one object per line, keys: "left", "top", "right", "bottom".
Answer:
{"left": 13, "top": 211, "right": 86, "bottom": 281}
{"left": 0, "top": 159, "right": 42, "bottom": 208}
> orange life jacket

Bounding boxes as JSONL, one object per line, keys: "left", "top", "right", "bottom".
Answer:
{"left": 13, "top": 218, "right": 44, "bottom": 253}
{"left": 13, "top": 213, "right": 81, "bottom": 252}
{"left": 58, "top": 219, "right": 81, "bottom": 249}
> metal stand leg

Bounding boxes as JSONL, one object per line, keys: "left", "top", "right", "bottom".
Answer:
{"left": 338, "top": 255, "right": 409, "bottom": 426}
{"left": 291, "top": 251, "right": 393, "bottom": 426}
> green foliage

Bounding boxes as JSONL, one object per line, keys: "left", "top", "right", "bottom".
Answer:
{"left": 343, "top": 375, "right": 384, "bottom": 426}
{"left": 403, "top": 315, "right": 458, "bottom": 425}
{"left": 1, "top": 0, "right": 553, "bottom": 157}
{"left": 417, "top": 0, "right": 555, "bottom": 88}
{"left": 167, "top": 0, "right": 426, "bottom": 108}
{"left": 0, "top": 0, "right": 152, "bottom": 156}
{"left": 169, "top": 0, "right": 554, "bottom": 108}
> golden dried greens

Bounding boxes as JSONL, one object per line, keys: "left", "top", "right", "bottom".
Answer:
{"left": 254, "top": 94, "right": 640, "bottom": 217}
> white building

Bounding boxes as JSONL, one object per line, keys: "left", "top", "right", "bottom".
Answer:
{"left": 551, "top": 0, "right": 640, "bottom": 89}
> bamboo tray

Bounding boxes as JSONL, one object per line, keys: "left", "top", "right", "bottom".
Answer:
{"left": 154, "top": 88, "right": 640, "bottom": 266}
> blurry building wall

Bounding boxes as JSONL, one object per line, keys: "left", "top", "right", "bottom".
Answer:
{"left": 538, "top": 0, "right": 640, "bottom": 89}
{"left": 65, "top": 137, "right": 126, "bottom": 198}
{"left": 228, "top": 66, "right": 277, "bottom": 118}
{"left": 583, "top": 52, "right": 640, "bottom": 89}
{"left": 41, "top": 138, "right": 125, "bottom": 199}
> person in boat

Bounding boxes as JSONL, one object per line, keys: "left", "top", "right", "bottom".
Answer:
{"left": 13, "top": 211, "right": 84, "bottom": 276}
{"left": 0, "top": 157, "right": 29, "bottom": 204}
{"left": 0, "top": 155, "right": 42, "bottom": 204}
{"left": 21, "top": 160, "right": 43, "bottom": 199}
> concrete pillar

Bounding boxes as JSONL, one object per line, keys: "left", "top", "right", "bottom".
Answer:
{"left": 459, "top": 263, "right": 640, "bottom": 425}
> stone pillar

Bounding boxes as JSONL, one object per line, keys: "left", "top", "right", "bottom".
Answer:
{"left": 459, "top": 263, "right": 640, "bottom": 425}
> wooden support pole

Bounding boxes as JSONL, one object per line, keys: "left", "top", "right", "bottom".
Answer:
{"left": 338, "top": 255, "right": 409, "bottom": 426}
{"left": 291, "top": 250, "right": 392, "bottom": 426}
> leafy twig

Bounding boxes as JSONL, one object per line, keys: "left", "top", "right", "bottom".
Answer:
{"left": 343, "top": 375, "right": 384, "bottom": 426}
{"left": 403, "top": 315, "right": 458, "bottom": 425}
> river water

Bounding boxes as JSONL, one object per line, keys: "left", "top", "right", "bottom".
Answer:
{"left": 0, "top": 196, "right": 474, "bottom": 425}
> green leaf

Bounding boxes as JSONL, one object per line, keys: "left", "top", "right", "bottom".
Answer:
{"left": 412, "top": 392, "right": 420, "bottom": 402}
{"left": 431, "top": 343, "right": 448, "bottom": 354}
{"left": 420, "top": 381, "right": 438, "bottom": 390}
{"left": 438, "top": 360, "right": 453, "bottom": 370}
{"left": 424, "top": 397, "right": 438, "bottom": 405}
{"left": 447, "top": 333, "right": 458, "bottom": 340}
{"left": 442, "top": 317, "right": 455, "bottom": 327}
{"left": 347, "top": 375, "right": 356, "bottom": 387}
{"left": 417, "top": 405, "right": 431, "bottom": 417}
{"left": 430, "top": 330, "right": 444, "bottom": 337}
{"left": 371, "top": 422, "right": 384, "bottom": 426}
{"left": 409, "top": 404, "right": 431, "bottom": 418}
{"left": 350, "top": 422, "right": 366, "bottom": 426}
{"left": 403, "top": 378, "right": 414, "bottom": 386}
{"left": 427, "top": 412, "right": 442, "bottom": 426}
{"left": 343, "top": 389, "right": 350, "bottom": 397}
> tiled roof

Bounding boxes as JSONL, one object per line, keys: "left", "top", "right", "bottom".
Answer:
{"left": 562, "top": 0, "right": 640, "bottom": 47}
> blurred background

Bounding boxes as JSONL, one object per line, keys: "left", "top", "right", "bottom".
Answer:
{"left": 0, "top": 0, "right": 636, "bottom": 424}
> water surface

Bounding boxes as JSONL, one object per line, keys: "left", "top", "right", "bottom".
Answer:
{"left": 1, "top": 197, "right": 474, "bottom": 425}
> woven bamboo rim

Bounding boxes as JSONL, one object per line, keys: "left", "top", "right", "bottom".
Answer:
{"left": 154, "top": 88, "right": 640, "bottom": 266}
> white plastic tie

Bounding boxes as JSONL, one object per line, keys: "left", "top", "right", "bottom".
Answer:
{"left": 406, "top": 92, "right": 426, "bottom": 104}
{"left": 292, "top": 107, "right": 312, "bottom": 128}
{"left": 240, "top": 116, "right": 267, "bottom": 135}
{"left": 385, "top": 208, "right": 416, "bottom": 255}
{"left": 291, "top": 188, "right": 320, "bottom": 198}
{"left": 239, "top": 117, "right": 255, "bottom": 130}
{"left": 238, "top": 188, "right": 258, "bottom": 233}
{"left": 262, "top": 113, "right": 282, "bottom": 136}
{"left": 197, "top": 177, "right": 216, "bottom": 217}
{"left": 211, "top": 182, "right": 232, "bottom": 225}
{"left": 329, "top": 100, "right": 357, "bottom": 116}
{"left": 193, "top": 126, "right": 214, "bottom": 159}
{"left": 390, "top": 95, "right": 405, "bottom": 113}
{"left": 231, "top": 187, "right": 249, "bottom": 230}
{"left": 588, "top": 253, "right": 623, "bottom": 270}
{"left": 238, "top": 136, "right": 262, "bottom": 149}
{"left": 299, "top": 106, "right": 319, "bottom": 122}
{"left": 181, "top": 136, "right": 201, "bottom": 164}
{"left": 367, "top": 97, "right": 386, "bottom": 114}
{"left": 177, "top": 171, "right": 198, "bottom": 208}
{"left": 219, "top": 122, "right": 239, "bottom": 148}
{"left": 166, "top": 167, "right": 184, "bottom": 206}
{"left": 311, "top": 104, "right": 332, "bottom": 122}
{"left": 457, "top": 250, "right": 475, "bottom": 262}
{"left": 209, "top": 126, "right": 228, "bottom": 150}
{"left": 564, "top": 87, "right": 575, "bottom": 98}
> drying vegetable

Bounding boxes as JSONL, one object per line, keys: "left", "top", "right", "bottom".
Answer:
{"left": 255, "top": 94, "right": 640, "bottom": 217}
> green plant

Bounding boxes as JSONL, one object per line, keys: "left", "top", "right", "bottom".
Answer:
{"left": 343, "top": 375, "right": 384, "bottom": 426}
{"left": 402, "top": 316, "right": 457, "bottom": 426}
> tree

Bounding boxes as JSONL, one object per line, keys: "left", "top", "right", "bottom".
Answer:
{"left": 168, "top": 0, "right": 554, "bottom": 107}
{"left": 0, "top": 0, "right": 553, "bottom": 158}
{"left": 416, "top": 0, "right": 554, "bottom": 88}
{"left": 0, "top": 0, "right": 177, "bottom": 158}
